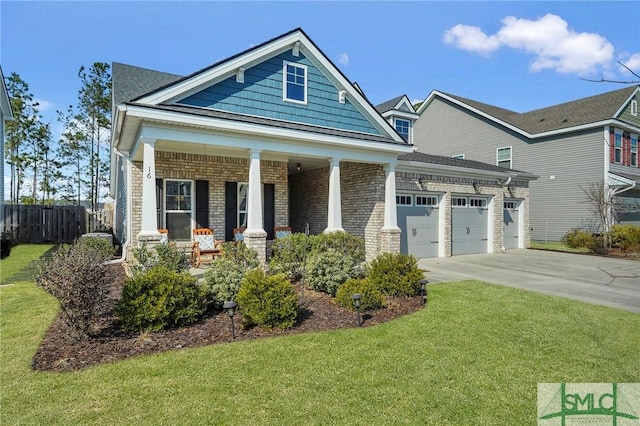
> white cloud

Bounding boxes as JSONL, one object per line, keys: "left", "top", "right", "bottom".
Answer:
{"left": 33, "top": 98, "right": 55, "bottom": 112}
{"left": 442, "top": 24, "right": 500, "bottom": 57}
{"left": 336, "top": 52, "right": 349, "bottom": 66}
{"left": 443, "top": 14, "right": 614, "bottom": 76}
{"left": 620, "top": 52, "right": 640, "bottom": 73}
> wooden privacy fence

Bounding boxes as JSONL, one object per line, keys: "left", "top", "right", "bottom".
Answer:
{"left": 1, "top": 205, "right": 114, "bottom": 244}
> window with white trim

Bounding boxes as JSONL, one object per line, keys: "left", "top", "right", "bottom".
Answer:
{"left": 237, "top": 183, "right": 249, "bottom": 228}
{"left": 164, "top": 180, "right": 193, "bottom": 240}
{"left": 497, "top": 146, "right": 512, "bottom": 169}
{"left": 396, "top": 195, "right": 413, "bottom": 206}
{"left": 614, "top": 130, "right": 623, "bottom": 163}
{"left": 631, "top": 134, "right": 638, "bottom": 167}
{"left": 504, "top": 201, "right": 517, "bottom": 209}
{"left": 469, "top": 198, "right": 487, "bottom": 208}
{"left": 632, "top": 100, "right": 638, "bottom": 117}
{"left": 283, "top": 62, "right": 307, "bottom": 104}
{"left": 451, "top": 197, "right": 467, "bottom": 207}
{"left": 416, "top": 196, "right": 438, "bottom": 206}
{"left": 394, "top": 118, "right": 411, "bottom": 142}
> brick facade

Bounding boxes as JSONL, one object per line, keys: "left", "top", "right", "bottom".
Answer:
{"left": 130, "top": 151, "right": 288, "bottom": 251}
{"left": 396, "top": 171, "right": 531, "bottom": 256}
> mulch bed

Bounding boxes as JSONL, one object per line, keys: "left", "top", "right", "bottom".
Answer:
{"left": 32, "top": 264, "right": 424, "bottom": 372}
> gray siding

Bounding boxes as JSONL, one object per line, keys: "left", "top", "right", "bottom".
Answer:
{"left": 114, "top": 155, "right": 128, "bottom": 245}
{"left": 414, "top": 97, "right": 606, "bottom": 241}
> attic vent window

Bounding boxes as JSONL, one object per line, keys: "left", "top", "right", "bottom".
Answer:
{"left": 236, "top": 67, "right": 245, "bottom": 84}
{"left": 283, "top": 62, "right": 307, "bottom": 104}
{"left": 632, "top": 100, "right": 638, "bottom": 116}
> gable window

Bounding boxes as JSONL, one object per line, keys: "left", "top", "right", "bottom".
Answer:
{"left": 614, "top": 131, "right": 623, "bottom": 163}
{"left": 497, "top": 146, "right": 512, "bottom": 169}
{"left": 283, "top": 62, "right": 307, "bottom": 104}
{"left": 394, "top": 118, "right": 411, "bottom": 142}
{"left": 164, "top": 180, "right": 193, "bottom": 240}
{"left": 632, "top": 100, "right": 638, "bottom": 117}
{"left": 631, "top": 134, "right": 638, "bottom": 167}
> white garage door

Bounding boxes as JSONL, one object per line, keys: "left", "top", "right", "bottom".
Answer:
{"left": 451, "top": 196, "right": 489, "bottom": 255}
{"left": 503, "top": 199, "right": 520, "bottom": 249}
{"left": 397, "top": 194, "right": 439, "bottom": 258}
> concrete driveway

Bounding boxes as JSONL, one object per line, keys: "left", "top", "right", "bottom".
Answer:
{"left": 418, "top": 249, "right": 640, "bottom": 313}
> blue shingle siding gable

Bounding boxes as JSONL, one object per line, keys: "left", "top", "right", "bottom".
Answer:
{"left": 176, "top": 51, "right": 382, "bottom": 136}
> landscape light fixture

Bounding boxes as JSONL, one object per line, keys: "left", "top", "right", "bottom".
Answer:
{"left": 223, "top": 301, "right": 237, "bottom": 340}
{"left": 419, "top": 279, "right": 428, "bottom": 305}
{"left": 296, "top": 163, "right": 302, "bottom": 171}
{"left": 352, "top": 293, "right": 362, "bottom": 326}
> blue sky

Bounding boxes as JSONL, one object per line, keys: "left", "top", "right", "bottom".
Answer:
{"left": 1, "top": 1, "right": 639, "bottom": 196}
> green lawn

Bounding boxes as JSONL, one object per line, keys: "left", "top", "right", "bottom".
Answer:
{"left": 0, "top": 244, "right": 54, "bottom": 284}
{"left": 529, "top": 241, "right": 590, "bottom": 254}
{"left": 2, "top": 279, "right": 638, "bottom": 425}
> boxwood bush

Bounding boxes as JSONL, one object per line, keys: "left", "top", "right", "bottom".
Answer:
{"left": 335, "top": 278, "right": 385, "bottom": 311}
{"left": 117, "top": 266, "right": 207, "bottom": 332}
{"left": 368, "top": 252, "right": 424, "bottom": 297}
{"left": 236, "top": 269, "right": 298, "bottom": 330}
{"left": 610, "top": 224, "right": 640, "bottom": 252}
{"left": 131, "top": 241, "right": 190, "bottom": 275}
{"left": 561, "top": 228, "right": 594, "bottom": 249}
{"left": 269, "top": 232, "right": 310, "bottom": 280}
{"left": 306, "top": 247, "right": 357, "bottom": 296}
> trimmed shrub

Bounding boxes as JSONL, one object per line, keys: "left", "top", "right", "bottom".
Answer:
{"left": 335, "top": 278, "right": 385, "bottom": 311}
{"left": 306, "top": 247, "right": 356, "bottom": 296}
{"left": 610, "top": 224, "right": 640, "bottom": 252}
{"left": 561, "top": 229, "right": 594, "bottom": 249}
{"left": 269, "top": 233, "right": 311, "bottom": 280}
{"left": 587, "top": 235, "right": 608, "bottom": 255}
{"left": 236, "top": 269, "right": 298, "bottom": 330}
{"left": 117, "top": 266, "right": 207, "bottom": 332}
{"left": 368, "top": 252, "right": 424, "bottom": 297}
{"left": 131, "top": 241, "right": 190, "bottom": 276}
{"left": 219, "top": 241, "right": 260, "bottom": 269}
{"left": 311, "top": 232, "right": 365, "bottom": 264}
{"left": 33, "top": 238, "right": 115, "bottom": 336}
{"left": 203, "top": 257, "right": 248, "bottom": 309}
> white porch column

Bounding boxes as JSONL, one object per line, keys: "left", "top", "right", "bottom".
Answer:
{"left": 325, "top": 157, "right": 344, "bottom": 233}
{"left": 380, "top": 162, "right": 401, "bottom": 254}
{"left": 244, "top": 149, "right": 267, "bottom": 262}
{"left": 383, "top": 163, "right": 400, "bottom": 230}
{"left": 138, "top": 138, "right": 160, "bottom": 239}
{"left": 246, "top": 149, "right": 265, "bottom": 234}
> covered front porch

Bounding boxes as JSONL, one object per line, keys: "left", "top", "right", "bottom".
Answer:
{"left": 128, "top": 125, "right": 405, "bottom": 262}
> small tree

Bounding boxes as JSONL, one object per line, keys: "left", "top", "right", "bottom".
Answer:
{"left": 580, "top": 181, "right": 616, "bottom": 249}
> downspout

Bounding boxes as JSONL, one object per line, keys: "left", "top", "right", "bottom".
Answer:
{"left": 105, "top": 146, "right": 131, "bottom": 265}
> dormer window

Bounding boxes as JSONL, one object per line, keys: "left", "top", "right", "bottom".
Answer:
{"left": 283, "top": 62, "right": 307, "bottom": 104}
{"left": 394, "top": 118, "right": 411, "bottom": 142}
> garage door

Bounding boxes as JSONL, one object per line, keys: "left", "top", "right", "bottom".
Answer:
{"left": 397, "top": 194, "right": 439, "bottom": 258}
{"left": 503, "top": 199, "right": 520, "bottom": 249}
{"left": 451, "top": 196, "right": 489, "bottom": 255}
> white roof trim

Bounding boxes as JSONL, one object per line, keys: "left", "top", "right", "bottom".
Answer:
{"left": 608, "top": 172, "right": 637, "bottom": 187}
{"left": 133, "top": 29, "right": 405, "bottom": 144}
{"left": 418, "top": 90, "right": 640, "bottom": 139}
{"left": 118, "top": 104, "right": 413, "bottom": 155}
{"left": 0, "top": 66, "right": 14, "bottom": 120}
{"left": 613, "top": 86, "right": 640, "bottom": 118}
{"left": 398, "top": 159, "right": 508, "bottom": 179}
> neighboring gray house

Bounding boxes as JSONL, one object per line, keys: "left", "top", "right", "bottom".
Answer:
{"left": 1, "top": 66, "right": 15, "bottom": 232}
{"left": 414, "top": 86, "right": 640, "bottom": 242}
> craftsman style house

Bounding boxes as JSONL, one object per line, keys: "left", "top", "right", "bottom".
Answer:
{"left": 110, "top": 29, "right": 536, "bottom": 262}
{"left": 414, "top": 86, "right": 640, "bottom": 241}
